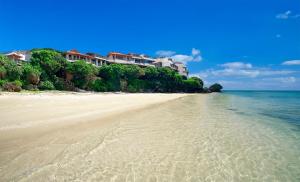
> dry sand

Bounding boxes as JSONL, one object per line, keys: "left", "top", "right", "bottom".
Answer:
{"left": 0, "top": 92, "right": 187, "bottom": 181}
{"left": 0, "top": 92, "right": 187, "bottom": 131}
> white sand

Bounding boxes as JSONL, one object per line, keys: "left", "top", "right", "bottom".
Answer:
{"left": 0, "top": 92, "right": 187, "bottom": 131}
{"left": 0, "top": 92, "right": 189, "bottom": 181}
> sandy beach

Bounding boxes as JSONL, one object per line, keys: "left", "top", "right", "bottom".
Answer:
{"left": 0, "top": 92, "right": 187, "bottom": 131}
{"left": 0, "top": 92, "right": 188, "bottom": 181}
{"left": 1, "top": 92, "right": 300, "bottom": 181}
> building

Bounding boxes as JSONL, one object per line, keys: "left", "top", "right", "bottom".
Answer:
{"left": 153, "top": 58, "right": 189, "bottom": 76}
{"left": 5, "top": 51, "right": 31, "bottom": 64}
{"left": 153, "top": 57, "right": 178, "bottom": 70}
{"left": 65, "top": 50, "right": 92, "bottom": 63}
{"left": 107, "top": 52, "right": 135, "bottom": 65}
{"left": 65, "top": 50, "right": 107, "bottom": 66}
{"left": 4, "top": 49, "right": 189, "bottom": 76}
{"left": 128, "top": 53, "right": 156, "bottom": 67}
{"left": 107, "top": 52, "right": 155, "bottom": 67}
{"left": 86, "top": 53, "right": 108, "bottom": 67}
{"left": 174, "top": 62, "right": 188, "bottom": 77}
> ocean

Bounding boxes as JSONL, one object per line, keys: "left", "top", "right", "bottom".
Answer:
{"left": 208, "top": 91, "right": 300, "bottom": 181}
{"left": 223, "top": 91, "right": 300, "bottom": 127}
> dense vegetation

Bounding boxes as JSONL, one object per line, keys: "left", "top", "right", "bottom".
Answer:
{"left": 209, "top": 83, "right": 223, "bottom": 92}
{"left": 0, "top": 49, "right": 222, "bottom": 93}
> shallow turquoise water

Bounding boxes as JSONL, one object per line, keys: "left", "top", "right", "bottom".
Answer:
{"left": 223, "top": 91, "right": 300, "bottom": 129}
{"left": 205, "top": 91, "right": 300, "bottom": 181}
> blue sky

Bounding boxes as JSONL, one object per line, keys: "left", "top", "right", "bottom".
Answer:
{"left": 1, "top": 0, "right": 300, "bottom": 90}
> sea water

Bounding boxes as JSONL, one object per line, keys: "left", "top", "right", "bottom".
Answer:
{"left": 209, "top": 91, "right": 300, "bottom": 181}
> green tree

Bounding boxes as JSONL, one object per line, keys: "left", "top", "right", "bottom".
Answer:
{"left": 2, "top": 80, "right": 22, "bottom": 92}
{"left": 182, "top": 77, "right": 204, "bottom": 93}
{"left": 0, "top": 54, "right": 23, "bottom": 81}
{"left": 142, "top": 67, "right": 160, "bottom": 92}
{"left": 209, "top": 83, "right": 223, "bottom": 92}
{"left": 0, "top": 66, "right": 6, "bottom": 79}
{"left": 30, "top": 49, "right": 68, "bottom": 81}
{"left": 66, "top": 60, "right": 98, "bottom": 89}
{"left": 121, "top": 65, "right": 145, "bottom": 92}
{"left": 22, "top": 64, "right": 41, "bottom": 85}
{"left": 89, "top": 78, "right": 107, "bottom": 92}
{"left": 123, "top": 65, "right": 144, "bottom": 80}
{"left": 39, "top": 81, "right": 55, "bottom": 90}
{"left": 98, "top": 64, "right": 125, "bottom": 91}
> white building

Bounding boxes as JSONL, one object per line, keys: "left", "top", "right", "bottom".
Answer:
{"left": 153, "top": 58, "right": 189, "bottom": 76}
{"left": 65, "top": 50, "right": 107, "bottom": 66}
{"left": 5, "top": 51, "right": 31, "bottom": 64}
{"left": 153, "top": 57, "right": 178, "bottom": 70}
{"left": 174, "top": 62, "right": 188, "bottom": 77}
{"left": 107, "top": 52, "right": 155, "bottom": 67}
{"left": 129, "top": 53, "right": 156, "bottom": 67}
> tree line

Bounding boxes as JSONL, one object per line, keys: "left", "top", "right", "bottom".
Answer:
{"left": 0, "top": 49, "right": 223, "bottom": 93}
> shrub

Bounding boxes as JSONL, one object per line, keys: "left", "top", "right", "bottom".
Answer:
{"left": 127, "top": 79, "right": 144, "bottom": 93}
{"left": 39, "top": 81, "right": 55, "bottom": 90}
{"left": 98, "top": 64, "right": 124, "bottom": 91}
{"left": 25, "top": 84, "right": 39, "bottom": 91}
{"left": 0, "top": 66, "right": 6, "bottom": 79}
{"left": 14, "top": 80, "right": 23, "bottom": 87}
{"left": 0, "top": 58, "right": 23, "bottom": 81}
{"left": 89, "top": 79, "right": 107, "bottom": 92}
{"left": 52, "top": 77, "right": 75, "bottom": 91}
{"left": 30, "top": 49, "right": 68, "bottom": 83}
{"left": 202, "top": 87, "right": 211, "bottom": 93}
{"left": 3, "top": 81, "right": 22, "bottom": 92}
{"left": 209, "top": 83, "right": 223, "bottom": 92}
{"left": 0, "top": 79, "right": 8, "bottom": 87}
{"left": 52, "top": 76, "right": 64, "bottom": 90}
{"left": 22, "top": 64, "right": 41, "bottom": 85}
{"left": 62, "top": 80, "right": 76, "bottom": 91}
{"left": 123, "top": 65, "right": 144, "bottom": 80}
{"left": 30, "top": 49, "right": 67, "bottom": 75}
{"left": 182, "top": 77, "right": 203, "bottom": 93}
{"left": 66, "top": 60, "right": 98, "bottom": 89}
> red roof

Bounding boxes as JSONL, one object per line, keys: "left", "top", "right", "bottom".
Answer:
{"left": 6, "top": 53, "right": 22, "bottom": 59}
{"left": 66, "top": 50, "right": 93, "bottom": 59}
{"left": 108, "top": 52, "right": 132, "bottom": 58}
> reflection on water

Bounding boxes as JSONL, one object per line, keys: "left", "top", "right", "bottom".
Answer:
{"left": 1, "top": 94, "right": 300, "bottom": 181}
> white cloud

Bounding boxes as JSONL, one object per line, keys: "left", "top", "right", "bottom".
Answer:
{"left": 259, "top": 70, "right": 296, "bottom": 76}
{"left": 220, "top": 62, "right": 252, "bottom": 69}
{"left": 211, "top": 69, "right": 295, "bottom": 78}
{"left": 192, "top": 48, "right": 200, "bottom": 56}
{"left": 276, "top": 10, "right": 291, "bottom": 19}
{"left": 276, "top": 10, "right": 300, "bottom": 19}
{"left": 211, "top": 68, "right": 259, "bottom": 77}
{"left": 171, "top": 54, "right": 194, "bottom": 62}
{"left": 282, "top": 60, "right": 300, "bottom": 65}
{"left": 156, "top": 50, "right": 176, "bottom": 57}
{"left": 192, "top": 61, "right": 296, "bottom": 79}
{"left": 156, "top": 48, "right": 202, "bottom": 63}
{"left": 263, "top": 77, "right": 296, "bottom": 83}
{"left": 280, "top": 77, "right": 296, "bottom": 83}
